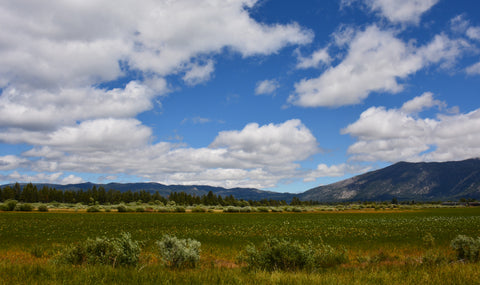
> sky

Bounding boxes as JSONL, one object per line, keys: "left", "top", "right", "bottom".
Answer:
{"left": 1, "top": 0, "right": 480, "bottom": 193}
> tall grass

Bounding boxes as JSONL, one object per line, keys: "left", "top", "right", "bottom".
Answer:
{"left": 1, "top": 208, "right": 480, "bottom": 284}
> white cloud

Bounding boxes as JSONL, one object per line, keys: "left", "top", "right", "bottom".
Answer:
{"left": 466, "top": 61, "right": 480, "bottom": 75}
{"left": 192, "top": 117, "right": 212, "bottom": 124}
{"left": 0, "top": 0, "right": 316, "bottom": 188}
{"left": 0, "top": 0, "right": 312, "bottom": 90}
{"left": 467, "top": 27, "right": 480, "bottom": 41}
{"left": 400, "top": 92, "right": 445, "bottom": 114}
{"left": 0, "top": 119, "right": 151, "bottom": 152}
{"left": 296, "top": 48, "right": 331, "bottom": 69}
{"left": 3, "top": 120, "right": 320, "bottom": 189}
{"left": 0, "top": 171, "right": 84, "bottom": 185}
{"left": 0, "top": 81, "right": 157, "bottom": 131}
{"left": 303, "top": 163, "right": 371, "bottom": 182}
{"left": 290, "top": 26, "right": 421, "bottom": 107}
{"left": 342, "top": 93, "right": 480, "bottom": 162}
{"left": 417, "top": 34, "right": 467, "bottom": 69}
{"left": 289, "top": 25, "right": 464, "bottom": 107}
{"left": 0, "top": 0, "right": 312, "bottom": 132}
{"left": 450, "top": 15, "right": 470, "bottom": 34}
{"left": 210, "top": 119, "right": 319, "bottom": 165}
{"left": 182, "top": 60, "right": 215, "bottom": 86}
{"left": 366, "top": 0, "right": 439, "bottom": 24}
{"left": 61, "top": 174, "right": 85, "bottom": 185}
{"left": 332, "top": 25, "right": 356, "bottom": 47}
{"left": 255, "top": 79, "right": 279, "bottom": 95}
{"left": 0, "top": 155, "right": 28, "bottom": 171}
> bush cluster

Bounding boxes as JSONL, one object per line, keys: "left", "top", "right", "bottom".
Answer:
{"left": 0, "top": 201, "right": 36, "bottom": 211}
{"left": 86, "top": 206, "right": 101, "bottom": 212}
{"left": 15, "top": 203, "right": 34, "bottom": 211}
{"left": 0, "top": 200, "right": 18, "bottom": 211}
{"left": 37, "top": 205, "right": 49, "bottom": 212}
{"left": 239, "top": 238, "right": 347, "bottom": 272}
{"left": 191, "top": 206, "right": 207, "bottom": 213}
{"left": 56, "top": 232, "right": 141, "bottom": 267}
{"left": 451, "top": 235, "right": 480, "bottom": 262}
{"left": 223, "top": 206, "right": 254, "bottom": 213}
{"left": 156, "top": 235, "right": 201, "bottom": 268}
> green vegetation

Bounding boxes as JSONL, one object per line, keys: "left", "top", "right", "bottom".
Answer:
{"left": 156, "top": 235, "right": 201, "bottom": 268}
{"left": 239, "top": 238, "right": 347, "bottom": 271}
{"left": 55, "top": 232, "right": 141, "bottom": 267}
{"left": 450, "top": 235, "right": 480, "bottom": 262}
{"left": 1, "top": 208, "right": 480, "bottom": 284}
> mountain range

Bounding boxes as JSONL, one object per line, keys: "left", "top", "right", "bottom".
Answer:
{"left": 301, "top": 158, "right": 480, "bottom": 202}
{"left": 3, "top": 159, "right": 480, "bottom": 202}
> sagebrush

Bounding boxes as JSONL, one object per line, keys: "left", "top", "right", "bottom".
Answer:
{"left": 239, "top": 238, "right": 347, "bottom": 272}
{"left": 156, "top": 235, "right": 201, "bottom": 268}
{"left": 56, "top": 232, "right": 141, "bottom": 267}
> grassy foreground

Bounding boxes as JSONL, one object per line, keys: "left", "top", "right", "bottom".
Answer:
{"left": 1, "top": 208, "right": 480, "bottom": 284}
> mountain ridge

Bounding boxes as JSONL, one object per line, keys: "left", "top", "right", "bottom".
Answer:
{"left": 3, "top": 158, "right": 480, "bottom": 202}
{"left": 300, "top": 158, "right": 480, "bottom": 202}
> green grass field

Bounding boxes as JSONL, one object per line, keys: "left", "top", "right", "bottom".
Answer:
{"left": 1, "top": 208, "right": 480, "bottom": 284}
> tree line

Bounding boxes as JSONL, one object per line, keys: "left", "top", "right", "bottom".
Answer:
{"left": 0, "top": 182, "right": 311, "bottom": 206}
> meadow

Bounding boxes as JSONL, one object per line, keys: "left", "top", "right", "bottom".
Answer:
{"left": 1, "top": 207, "right": 480, "bottom": 284}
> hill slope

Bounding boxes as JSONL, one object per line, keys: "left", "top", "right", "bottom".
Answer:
{"left": 300, "top": 158, "right": 480, "bottom": 202}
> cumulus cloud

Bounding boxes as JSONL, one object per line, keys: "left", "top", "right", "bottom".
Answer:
{"left": 365, "top": 0, "right": 438, "bottom": 25}
{"left": 0, "top": 0, "right": 312, "bottom": 89}
{"left": 0, "top": 0, "right": 316, "bottom": 187}
{"left": 400, "top": 92, "right": 445, "bottom": 114}
{"left": 296, "top": 48, "right": 331, "bottom": 69}
{"left": 289, "top": 25, "right": 464, "bottom": 107}
{"left": 342, "top": 93, "right": 480, "bottom": 162}
{"left": 255, "top": 79, "right": 279, "bottom": 95}
{"left": 0, "top": 0, "right": 312, "bottom": 129}
{"left": 2, "top": 120, "right": 320, "bottom": 189}
{"left": 182, "top": 60, "right": 215, "bottom": 86}
{"left": 0, "top": 119, "right": 151, "bottom": 152}
{"left": 0, "top": 81, "right": 157, "bottom": 131}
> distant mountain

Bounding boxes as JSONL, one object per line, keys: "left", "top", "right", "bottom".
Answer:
{"left": 21, "top": 182, "right": 295, "bottom": 202}
{"left": 300, "top": 158, "right": 480, "bottom": 202}
{"left": 4, "top": 159, "right": 480, "bottom": 203}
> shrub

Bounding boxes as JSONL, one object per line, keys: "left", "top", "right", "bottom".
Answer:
{"left": 136, "top": 207, "right": 145, "bottom": 212}
{"left": 56, "top": 232, "right": 141, "bottom": 267}
{"left": 156, "top": 235, "right": 201, "bottom": 268}
{"left": 86, "top": 206, "right": 101, "bottom": 212}
{"left": 157, "top": 207, "right": 172, "bottom": 213}
{"left": 0, "top": 200, "right": 18, "bottom": 211}
{"left": 174, "top": 206, "right": 186, "bottom": 213}
{"left": 191, "top": 206, "right": 207, "bottom": 213}
{"left": 239, "top": 206, "right": 252, "bottom": 213}
{"left": 451, "top": 235, "right": 480, "bottom": 262}
{"left": 223, "top": 206, "right": 240, "bottom": 213}
{"left": 117, "top": 205, "right": 127, "bottom": 212}
{"left": 239, "top": 238, "right": 347, "bottom": 272}
{"left": 257, "top": 207, "right": 269, "bottom": 212}
{"left": 15, "top": 203, "right": 34, "bottom": 211}
{"left": 37, "top": 205, "right": 49, "bottom": 212}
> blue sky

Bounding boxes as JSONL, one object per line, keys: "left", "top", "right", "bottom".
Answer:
{"left": 1, "top": 0, "right": 480, "bottom": 193}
